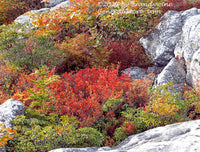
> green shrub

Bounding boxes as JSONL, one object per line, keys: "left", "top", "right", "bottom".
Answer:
{"left": 113, "top": 82, "right": 199, "bottom": 144}
{"left": 0, "top": 23, "right": 65, "bottom": 73}
{"left": 147, "top": 82, "right": 192, "bottom": 124}
{"left": 6, "top": 110, "right": 105, "bottom": 152}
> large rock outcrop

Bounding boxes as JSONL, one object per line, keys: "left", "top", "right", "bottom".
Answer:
{"left": 50, "top": 119, "right": 200, "bottom": 152}
{"left": 137, "top": 7, "right": 200, "bottom": 91}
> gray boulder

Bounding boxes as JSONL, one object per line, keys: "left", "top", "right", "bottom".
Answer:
{"left": 140, "top": 7, "right": 200, "bottom": 91}
{"left": 122, "top": 67, "right": 147, "bottom": 79}
{"left": 50, "top": 119, "right": 200, "bottom": 152}
{"left": 155, "top": 58, "right": 187, "bottom": 93}
{"left": 0, "top": 99, "right": 24, "bottom": 152}
{"left": 14, "top": 8, "right": 50, "bottom": 26}
{"left": 174, "top": 14, "right": 200, "bottom": 86}
{"left": 0, "top": 99, "right": 24, "bottom": 128}
{"left": 140, "top": 7, "right": 200, "bottom": 67}
{"left": 122, "top": 66, "right": 164, "bottom": 81}
{"left": 139, "top": 10, "right": 183, "bottom": 66}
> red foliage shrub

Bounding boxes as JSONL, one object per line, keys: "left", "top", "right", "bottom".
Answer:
{"left": 105, "top": 40, "right": 134, "bottom": 71}
{"left": 13, "top": 67, "right": 134, "bottom": 126}
{"left": 123, "top": 121, "right": 136, "bottom": 136}
{"left": 126, "top": 77, "right": 153, "bottom": 107}
{"left": 51, "top": 67, "right": 132, "bottom": 126}
{"left": 12, "top": 66, "right": 153, "bottom": 127}
{"left": 104, "top": 35, "right": 152, "bottom": 72}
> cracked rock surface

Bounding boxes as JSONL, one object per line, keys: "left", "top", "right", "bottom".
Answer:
{"left": 50, "top": 120, "right": 200, "bottom": 152}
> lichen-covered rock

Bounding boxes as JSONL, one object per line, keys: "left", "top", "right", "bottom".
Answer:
{"left": 0, "top": 99, "right": 24, "bottom": 152}
{"left": 140, "top": 7, "right": 200, "bottom": 67}
{"left": 122, "top": 66, "right": 163, "bottom": 81}
{"left": 0, "top": 99, "right": 24, "bottom": 128}
{"left": 140, "top": 7, "right": 200, "bottom": 90}
{"left": 155, "top": 58, "right": 187, "bottom": 93}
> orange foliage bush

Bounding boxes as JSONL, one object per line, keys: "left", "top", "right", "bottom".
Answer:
{"left": 0, "top": 0, "right": 44, "bottom": 25}
{"left": 0, "top": 0, "right": 27, "bottom": 25}
{"left": 0, "top": 123, "right": 16, "bottom": 148}
{"left": 51, "top": 67, "right": 132, "bottom": 126}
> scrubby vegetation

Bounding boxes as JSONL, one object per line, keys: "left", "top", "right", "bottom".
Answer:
{"left": 1, "top": 0, "right": 200, "bottom": 151}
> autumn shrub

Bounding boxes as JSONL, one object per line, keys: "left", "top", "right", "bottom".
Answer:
{"left": 13, "top": 66, "right": 59, "bottom": 114}
{"left": 0, "top": 0, "right": 45, "bottom": 25}
{"left": 113, "top": 106, "right": 161, "bottom": 144}
{"left": 113, "top": 82, "right": 200, "bottom": 144}
{"left": 23, "top": 0, "right": 44, "bottom": 9}
{"left": 49, "top": 67, "right": 133, "bottom": 127}
{"left": 147, "top": 82, "right": 193, "bottom": 125}
{"left": 6, "top": 109, "right": 105, "bottom": 152}
{"left": 56, "top": 33, "right": 112, "bottom": 73}
{"left": 105, "top": 35, "right": 152, "bottom": 71}
{"left": 0, "top": 123, "right": 16, "bottom": 148}
{"left": 0, "top": 23, "right": 65, "bottom": 73}
{"left": 30, "top": 0, "right": 160, "bottom": 40}
{"left": 0, "top": 64, "right": 23, "bottom": 104}
{"left": 12, "top": 65, "right": 155, "bottom": 144}
{"left": 126, "top": 76, "right": 154, "bottom": 107}
{"left": 0, "top": 0, "right": 28, "bottom": 25}
{"left": 97, "top": 3, "right": 155, "bottom": 40}
{"left": 57, "top": 31, "right": 152, "bottom": 73}
{"left": 183, "top": 87, "right": 200, "bottom": 119}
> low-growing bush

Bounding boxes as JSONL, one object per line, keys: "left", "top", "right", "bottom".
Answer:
{"left": 0, "top": 0, "right": 27, "bottom": 25}
{"left": 12, "top": 66, "right": 154, "bottom": 141}
{"left": 56, "top": 33, "right": 112, "bottom": 73}
{"left": 147, "top": 82, "right": 193, "bottom": 124}
{"left": 6, "top": 109, "right": 105, "bottom": 152}
{"left": 0, "top": 64, "right": 23, "bottom": 104}
{"left": 13, "top": 66, "right": 133, "bottom": 126}
{"left": 113, "top": 82, "right": 200, "bottom": 144}
{"left": 0, "top": 23, "right": 65, "bottom": 73}
{"left": 0, "top": 123, "right": 16, "bottom": 148}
